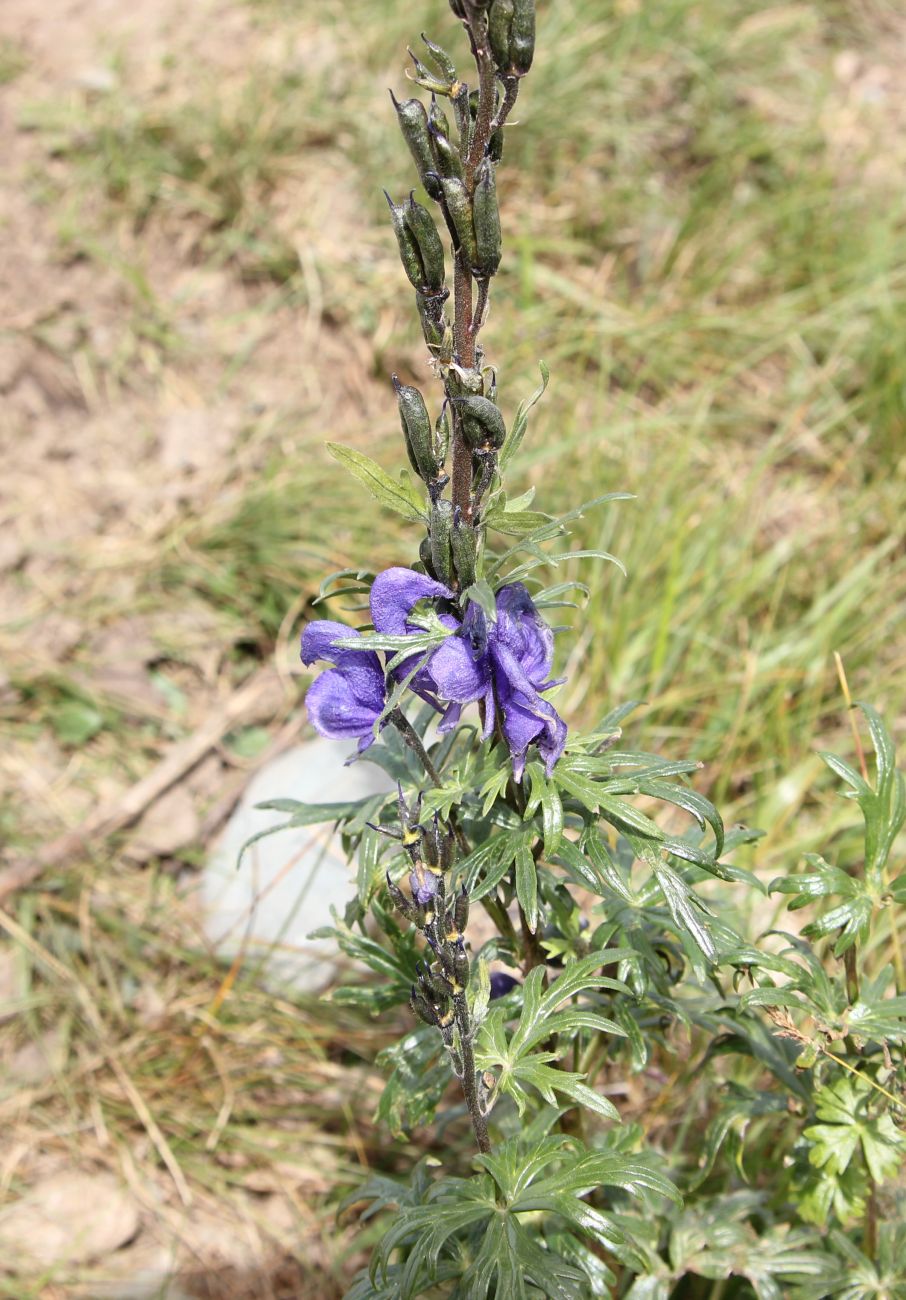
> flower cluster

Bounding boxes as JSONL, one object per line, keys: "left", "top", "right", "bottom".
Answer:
{"left": 301, "top": 566, "right": 566, "bottom": 780}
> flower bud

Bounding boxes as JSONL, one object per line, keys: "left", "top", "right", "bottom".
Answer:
{"left": 473, "top": 158, "right": 502, "bottom": 279}
{"left": 452, "top": 394, "right": 506, "bottom": 450}
{"left": 430, "top": 498, "right": 455, "bottom": 587}
{"left": 403, "top": 195, "right": 446, "bottom": 293}
{"left": 391, "top": 92, "right": 443, "bottom": 200}
{"left": 410, "top": 986, "right": 437, "bottom": 1026}
{"left": 393, "top": 376, "right": 443, "bottom": 485}
{"left": 453, "top": 883, "right": 470, "bottom": 933}
{"left": 438, "top": 177, "right": 478, "bottom": 267}
{"left": 386, "top": 872, "right": 415, "bottom": 920}
{"left": 452, "top": 942, "right": 470, "bottom": 988}
{"left": 451, "top": 507, "right": 478, "bottom": 587}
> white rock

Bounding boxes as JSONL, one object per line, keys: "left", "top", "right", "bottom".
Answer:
{"left": 0, "top": 1172, "right": 139, "bottom": 1270}
{"left": 199, "top": 740, "right": 391, "bottom": 992}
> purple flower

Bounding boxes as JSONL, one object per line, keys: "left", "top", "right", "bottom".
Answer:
{"left": 489, "top": 584, "right": 568, "bottom": 782}
{"left": 368, "top": 566, "right": 567, "bottom": 780}
{"left": 370, "top": 567, "right": 493, "bottom": 727}
{"left": 489, "top": 970, "right": 520, "bottom": 999}
{"left": 300, "top": 620, "right": 385, "bottom": 752}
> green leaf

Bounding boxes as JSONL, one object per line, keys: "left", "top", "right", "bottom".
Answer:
{"left": 598, "top": 794, "right": 664, "bottom": 841}
{"left": 461, "top": 579, "right": 498, "bottom": 621}
{"left": 484, "top": 508, "right": 556, "bottom": 536}
{"left": 499, "top": 360, "right": 550, "bottom": 470}
{"left": 326, "top": 442, "right": 427, "bottom": 522}
{"left": 515, "top": 837, "right": 539, "bottom": 933}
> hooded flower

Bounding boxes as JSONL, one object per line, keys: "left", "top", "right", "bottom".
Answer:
{"left": 370, "top": 567, "right": 493, "bottom": 728}
{"left": 489, "top": 583, "right": 568, "bottom": 781}
{"left": 367, "top": 566, "right": 567, "bottom": 779}
{"left": 300, "top": 620, "right": 386, "bottom": 751}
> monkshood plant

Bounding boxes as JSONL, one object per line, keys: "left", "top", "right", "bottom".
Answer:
{"left": 248, "top": 3, "right": 905, "bottom": 1295}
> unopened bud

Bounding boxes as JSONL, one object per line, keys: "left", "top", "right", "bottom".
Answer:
{"left": 452, "top": 942, "right": 470, "bottom": 987}
{"left": 453, "top": 883, "right": 470, "bottom": 932}
{"left": 386, "top": 872, "right": 415, "bottom": 920}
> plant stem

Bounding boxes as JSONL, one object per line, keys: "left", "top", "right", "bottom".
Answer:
{"left": 455, "top": 993, "right": 491, "bottom": 1153}
{"left": 390, "top": 708, "right": 442, "bottom": 785}
{"left": 843, "top": 946, "right": 860, "bottom": 1007}
{"left": 864, "top": 1181, "right": 878, "bottom": 1262}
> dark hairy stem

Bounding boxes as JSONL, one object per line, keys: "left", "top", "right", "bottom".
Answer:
{"left": 454, "top": 993, "right": 491, "bottom": 1153}
{"left": 390, "top": 708, "right": 442, "bottom": 785}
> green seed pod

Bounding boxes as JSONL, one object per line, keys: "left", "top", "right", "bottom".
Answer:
{"left": 446, "top": 366, "right": 483, "bottom": 398}
{"left": 391, "top": 92, "right": 442, "bottom": 201}
{"left": 419, "top": 536, "right": 436, "bottom": 576}
{"left": 393, "top": 375, "right": 441, "bottom": 484}
{"left": 407, "top": 50, "right": 450, "bottom": 98}
{"left": 430, "top": 499, "right": 455, "bottom": 587}
{"left": 488, "top": 0, "right": 515, "bottom": 71}
{"left": 451, "top": 507, "right": 478, "bottom": 587}
{"left": 511, "top": 0, "right": 536, "bottom": 75}
{"left": 435, "top": 404, "right": 452, "bottom": 465}
{"left": 420, "top": 33, "right": 457, "bottom": 86}
{"left": 473, "top": 158, "right": 502, "bottom": 278}
{"left": 410, "top": 986, "right": 437, "bottom": 1026}
{"left": 438, "top": 177, "right": 477, "bottom": 265}
{"left": 428, "top": 95, "right": 453, "bottom": 143}
{"left": 404, "top": 195, "right": 446, "bottom": 292}
{"left": 453, "top": 394, "right": 506, "bottom": 449}
{"left": 415, "top": 290, "right": 449, "bottom": 354}
{"left": 384, "top": 192, "right": 426, "bottom": 290}
{"left": 429, "top": 120, "right": 464, "bottom": 182}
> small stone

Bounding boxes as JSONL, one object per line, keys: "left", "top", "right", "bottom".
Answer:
{"left": 0, "top": 1172, "right": 140, "bottom": 1269}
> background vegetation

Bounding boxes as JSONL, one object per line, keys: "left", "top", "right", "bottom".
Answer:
{"left": 0, "top": 0, "right": 903, "bottom": 1294}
